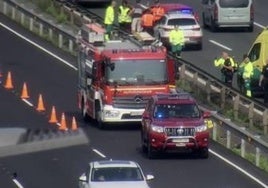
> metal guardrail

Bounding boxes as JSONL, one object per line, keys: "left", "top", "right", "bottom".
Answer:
{"left": 1, "top": 0, "right": 268, "bottom": 172}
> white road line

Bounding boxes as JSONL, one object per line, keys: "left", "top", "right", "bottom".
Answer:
{"left": 0, "top": 22, "right": 77, "bottom": 71}
{"left": 22, "top": 99, "right": 34, "bottom": 107}
{"left": 209, "top": 39, "right": 232, "bottom": 51}
{"left": 209, "top": 149, "right": 268, "bottom": 188}
{"left": 92, "top": 148, "right": 106, "bottom": 158}
{"left": 254, "top": 22, "right": 266, "bottom": 29}
{"left": 12, "top": 178, "right": 24, "bottom": 188}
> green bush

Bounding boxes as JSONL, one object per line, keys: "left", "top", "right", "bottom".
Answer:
{"left": 56, "top": 12, "right": 68, "bottom": 24}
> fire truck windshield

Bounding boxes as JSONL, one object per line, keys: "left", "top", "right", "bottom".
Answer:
{"left": 106, "top": 59, "right": 168, "bottom": 85}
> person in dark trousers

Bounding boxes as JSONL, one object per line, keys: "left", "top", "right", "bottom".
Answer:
{"left": 259, "top": 58, "right": 268, "bottom": 106}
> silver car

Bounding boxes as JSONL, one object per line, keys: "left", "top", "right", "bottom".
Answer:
{"left": 78, "top": 160, "right": 154, "bottom": 188}
{"left": 154, "top": 12, "right": 203, "bottom": 50}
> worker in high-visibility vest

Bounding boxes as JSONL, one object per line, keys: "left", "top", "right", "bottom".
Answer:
{"left": 151, "top": 1, "right": 164, "bottom": 24}
{"left": 104, "top": 0, "right": 116, "bottom": 41}
{"left": 169, "top": 25, "right": 185, "bottom": 58}
{"left": 214, "top": 52, "right": 235, "bottom": 87}
{"left": 141, "top": 9, "right": 154, "bottom": 35}
{"left": 242, "top": 55, "right": 254, "bottom": 97}
{"left": 118, "top": 0, "right": 132, "bottom": 32}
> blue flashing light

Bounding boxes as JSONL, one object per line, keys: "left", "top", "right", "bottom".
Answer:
{"left": 157, "top": 113, "right": 164, "bottom": 118}
{"left": 180, "top": 9, "right": 193, "bottom": 14}
{"left": 169, "top": 9, "right": 193, "bottom": 15}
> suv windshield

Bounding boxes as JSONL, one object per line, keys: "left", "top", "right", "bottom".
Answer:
{"left": 154, "top": 103, "right": 200, "bottom": 118}
{"left": 219, "top": 0, "right": 249, "bottom": 8}
{"left": 106, "top": 59, "right": 168, "bottom": 85}
{"left": 91, "top": 167, "right": 144, "bottom": 182}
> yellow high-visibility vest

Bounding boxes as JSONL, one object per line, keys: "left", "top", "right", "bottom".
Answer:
{"left": 104, "top": 6, "right": 114, "bottom": 25}
{"left": 169, "top": 29, "right": 184, "bottom": 46}
{"left": 119, "top": 6, "right": 131, "bottom": 23}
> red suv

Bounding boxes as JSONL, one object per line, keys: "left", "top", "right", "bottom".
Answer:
{"left": 141, "top": 93, "right": 210, "bottom": 159}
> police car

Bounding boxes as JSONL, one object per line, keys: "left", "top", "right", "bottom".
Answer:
{"left": 153, "top": 10, "right": 203, "bottom": 50}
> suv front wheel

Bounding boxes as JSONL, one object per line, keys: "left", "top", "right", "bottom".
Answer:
{"left": 195, "top": 147, "right": 209, "bottom": 159}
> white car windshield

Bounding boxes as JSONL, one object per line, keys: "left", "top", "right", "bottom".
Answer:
{"left": 167, "top": 18, "right": 196, "bottom": 26}
{"left": 91, "top": 167, "right": 144, "bottom": 182}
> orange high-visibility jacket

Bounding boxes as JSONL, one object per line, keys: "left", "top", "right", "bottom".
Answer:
{"left": 141, "top": 13, "right": 154, "bottom": 27}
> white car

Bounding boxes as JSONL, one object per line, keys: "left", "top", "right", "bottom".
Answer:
{"left": 153, "top": 12, "right": 203, "bottom": 50}
{"left": 78, "top": 160, "right": 154, "bottom": 188}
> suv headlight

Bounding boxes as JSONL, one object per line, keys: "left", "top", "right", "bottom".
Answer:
{"left": 195, "top": 125, "right": 207, "bottom": 132}
{"left": 151, "top": 125, "right": 164, "bottom": 133}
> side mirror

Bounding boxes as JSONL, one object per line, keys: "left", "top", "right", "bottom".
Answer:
{"left": 86, "top": 78, "right": 92, "bottom": 87}
{"left": 146, "top": 174, "right": 154, "bottom": 181}
{"left": 79, "top": 174, "right": 87, "bottom": 182}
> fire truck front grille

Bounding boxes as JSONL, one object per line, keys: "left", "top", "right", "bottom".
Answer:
{"left": 112, "top": 96, "right": 149, "bottom": 109}
{"left": 165, "top": 128, "right": 195, "bottom": 137}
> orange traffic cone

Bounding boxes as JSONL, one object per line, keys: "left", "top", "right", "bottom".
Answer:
{"left": 4, "top": 71, "right": 14, "bottom": 89}
{"left": 49, "top": 106, "right": 58, "bottom": 123}
{"left": 36, "top": 94, "right": 45, "bottom": 112}
{"left": 21, "top": 82, "right": 29, "bottom": 99}
{"left": 59, "top": 113, "right": 68, "bottom": 131}
{"left": 71, "top": 116, "right": 78, "bottom": 131}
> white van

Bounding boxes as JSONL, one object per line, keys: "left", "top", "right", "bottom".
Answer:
{"left": 201, "top": 0, "right": 254, "bottom": 32}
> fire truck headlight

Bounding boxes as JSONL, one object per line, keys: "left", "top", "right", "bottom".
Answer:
{"left": 104, "top": 110, "right": 120, "bottom": 118}
{"left": 195, "top": 125, "right": 207, "bottom": 132}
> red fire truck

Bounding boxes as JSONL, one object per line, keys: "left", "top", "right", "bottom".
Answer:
{"left": 77, "top": 23, "right": 176, "bottom": 128}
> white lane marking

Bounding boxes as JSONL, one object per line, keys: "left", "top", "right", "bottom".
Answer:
{"left": 12, "top": 178, "right": 24, "bottom": 188}
{"left": 210, "top": 149, "right": 268, "bottom": 188}
{"left": 254, "top": 22, "right": 265, "bottom": 29}
{"left": 22, "top": 98, "right": 34, "bottom": 107}
{"left": 92, "top": 148, "right": 106, "bottom": 158}
{"left": 0, "top": 22, "right": 77, "bottom": 71}
{"left": 209, "top": 40, "right": 232, "bottom": 51}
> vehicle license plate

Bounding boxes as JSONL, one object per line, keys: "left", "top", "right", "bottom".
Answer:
{"left": 173, "top": 138, "right": 189, "bottom": 143}
{"left": 130, "top": 111, "right": 142, "bottom": 116}
{"left": 176, "top": 143, "right": 186, "bottom": 147}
